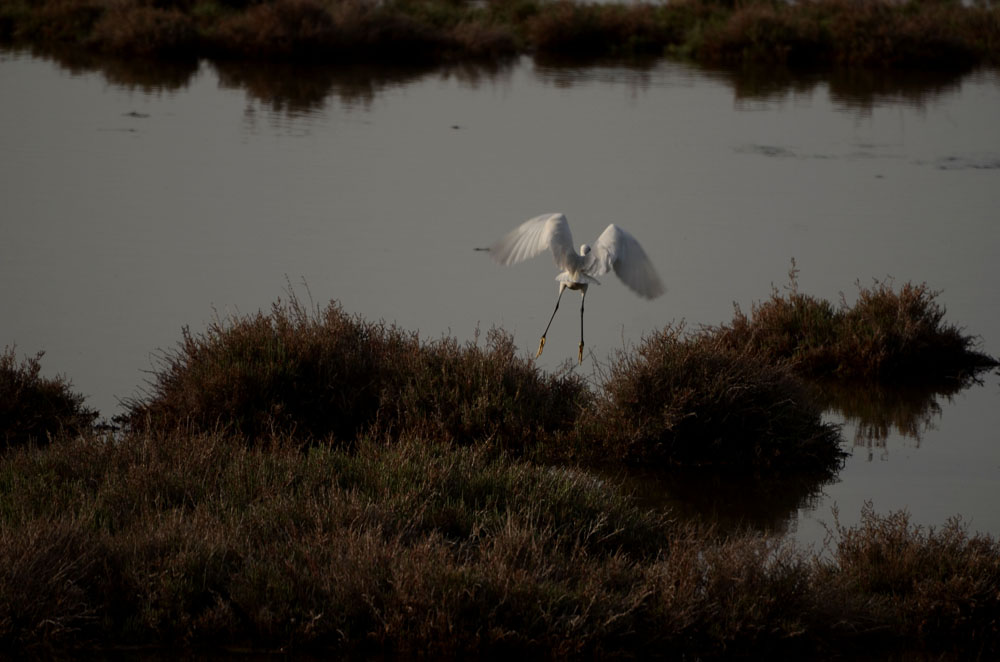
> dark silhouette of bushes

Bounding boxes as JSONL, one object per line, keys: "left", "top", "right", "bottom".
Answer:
{"left": 589, "top": 326, "right": 844, "bottom": 475}
{"left": 2, "top": 0, "right": 997, "bottom": 68}
{"left": 824, "top": 503, "right": 1000, "bottom": 654}
{"left": 713, "top": 268, "right": 998, "bottom": 382}
{"left": 1, "top": 346, "right": 98, "bottom": 450}
{"left": 120, "top": 292, "right": 842, "bottom": 473}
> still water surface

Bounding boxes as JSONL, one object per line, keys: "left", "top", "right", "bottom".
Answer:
{"left": 2, "top": 48, "right": 998, "bottom": 550}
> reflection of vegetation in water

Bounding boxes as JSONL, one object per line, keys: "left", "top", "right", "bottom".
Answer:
{"left": 817, "top": 378, "right": 969, "bottom": 452}
{"left": 16, "top": 43, "right": 199, "bottom": 92}
{"left": 614, "top": 466, "right": 833, "bottom": 536}
{"left": 0, "top": 42, "right": 517, "bottom": 115}
{"left": 211, "top": 57, "right": 513, "bottom": 114}
{"left": 2, "top": 40, "right": 991, "bottom": 120}
{"left": 701, "top": 62, "right": 967, "bottom": 112}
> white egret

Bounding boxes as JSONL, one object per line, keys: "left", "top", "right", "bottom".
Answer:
{"left": 486, "top": 212, "right": 664, "bottom": 363}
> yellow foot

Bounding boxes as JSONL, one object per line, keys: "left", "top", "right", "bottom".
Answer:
{"left": 536, "top": 336, "right": 546, "bottom": 358}
{"left": 578, "top": 343, "right": 584, "bottom": 364}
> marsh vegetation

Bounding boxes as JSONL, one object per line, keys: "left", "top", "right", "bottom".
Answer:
{"left": 2, "top": 276, "right": 997, "bottom": 657}
{"left": 3, "top": 0, "right": 999, "bottom": 650}
{"left": 1, "top": 0, "right": 998, "bottom": 68}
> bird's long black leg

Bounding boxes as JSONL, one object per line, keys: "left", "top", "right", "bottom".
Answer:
{"left": 578, "top": 286, "right": 587, "bottom": 364}
{"left": 537, "top": 284, "right": 565, "bottom": 358}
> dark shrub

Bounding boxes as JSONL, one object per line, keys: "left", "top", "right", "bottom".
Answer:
{"left": 88, "top": 5, "right": 198, "bottom": 57}
{"left": 589, "top": 326, "right": 844, "bottom": 474}
{"left": 713, "top": 267, "right": 997, "bottom": 382}
{"left": 123, "top": 294, "right": 589, "bottom": 451}
{"left": 0, "top": 347, "right": 98, "bottom": 450}
{"left": 825, "top": 503, "right": 1000, "bottom": 654}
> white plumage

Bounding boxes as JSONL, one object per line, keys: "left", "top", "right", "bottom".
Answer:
{"left": 487, "top": 212, "right": 664, "bottom": 362}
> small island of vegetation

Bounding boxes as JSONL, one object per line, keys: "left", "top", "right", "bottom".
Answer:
{"left": 1, "top": 0, "right": 998, "bottom": 69}
{"left": 2, "top": 275, "right": 998, "bottom": 658}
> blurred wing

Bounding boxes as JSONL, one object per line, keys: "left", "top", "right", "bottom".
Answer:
{"left": 488, "top": 213, "right": 576, "bottom": 271}
{"left": 590, "top": 224, "right": 665, "bottom": 299}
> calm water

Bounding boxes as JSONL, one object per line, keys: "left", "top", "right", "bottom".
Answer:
{"left": 2, "top": 48, "right": 998, "bottom": 551}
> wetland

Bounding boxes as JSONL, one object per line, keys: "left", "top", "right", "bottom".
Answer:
{"left": 2, "top": 13, "right": 1000, "bottom": 655}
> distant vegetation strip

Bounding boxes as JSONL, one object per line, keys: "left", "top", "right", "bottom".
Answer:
{"left": 1, "top": 0, "right": 998, "bottom": 68}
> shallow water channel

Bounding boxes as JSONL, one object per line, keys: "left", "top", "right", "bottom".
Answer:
{"left": 2, "top": 48, "right": 998, "bottom": 551}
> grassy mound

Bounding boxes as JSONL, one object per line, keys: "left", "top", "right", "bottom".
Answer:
{"left": 2, "top": 431, "right": 999, "bottom": 658}
{"left": 713, "top": 268, "right": 998, "bottom": 382}
{"left": 122, "top": 293, "right": 588, "bottom": 452}
{"left": 824, "top": 503, "right": 1000, "bottom": 654}
{"left": 0, "top": 346, "right": 98, "bottom": 450}
{"left": 587, "top": 325, "right": 844, "bottom": 475}
{"left": 121, "top": 293, "right": 843, "bottom": 474}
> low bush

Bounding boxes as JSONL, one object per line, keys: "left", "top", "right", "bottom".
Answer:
{"left": 2, "top": 431, "right": 998, "bottom": 657}
{"left": 2, "top": 0, "right": 997, "bottom": 68}
{"left": 0, "top": 346, "right": 98, "bottom": 450}
{"left": 0, "top": 433, "right": 680, "bottom": 654}
{"left": 88, "top": 4, "right": 197, "bottom": 57}
{"left": 822, "top": 503, "right": 1000, "bottom": 654}
{"left": 714, "top": 266, "right": 997, "bottom": 382}
{"left": 122, "top": 293, "right": 589, "bottom": 452}
{"left": 586, "top": 325, "right": 844, "bottom": 475}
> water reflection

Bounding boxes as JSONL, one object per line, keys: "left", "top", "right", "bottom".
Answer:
{"left": 21, "top": 44, "right": 199, "bottom": 92}
{"left": 7, "top": 43, "right": 987, "bottom": 117}
{"left": 817, "top": 372, "right": 992, "bottom": 456}
{"left": 615, "top": 467, "right": 834, "bottom": 537}
{"left": 215, "top": 58, "right": 516, "bottom": 115}
{"left": 700, "top": 63, "right": 970, "bottom": 110}
{"left": 528, "top": 57, "right": 975, "bottom": 112}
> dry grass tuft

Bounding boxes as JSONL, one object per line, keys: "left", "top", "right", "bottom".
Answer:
{"left": 121, "top": 291, "right": 588, "bottom": 452}
{"left": 713, "top": 263, "right": 998, "bottom": 382}
{"left": 88, "top": 4, "right": 196, "bottom": 56}
{"left": 586, "top": 325, "right": 844, "bottom": 475}
{"left": 823, "top": 502, "right": 1000, "bottom": 654}
{"left": 2, "top": 430, "right": 998, "bottom": 657}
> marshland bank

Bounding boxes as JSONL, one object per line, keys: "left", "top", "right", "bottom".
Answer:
{"left": 1, "top": 0, "right": 999, "bottom": 69}
{"left": 2, "top": 282, "right": 998, "bottom": 657}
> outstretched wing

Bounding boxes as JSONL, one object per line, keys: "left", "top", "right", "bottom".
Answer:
{"left": 488, "top": 213, "right": 577, "bottom": 271}
{"left": 589, "top": 224, "right": 665, "bottom": 299}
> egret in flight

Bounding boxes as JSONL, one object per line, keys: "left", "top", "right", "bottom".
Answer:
{"left": 486, "top": 213, "right": 664, "bottom": 363}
